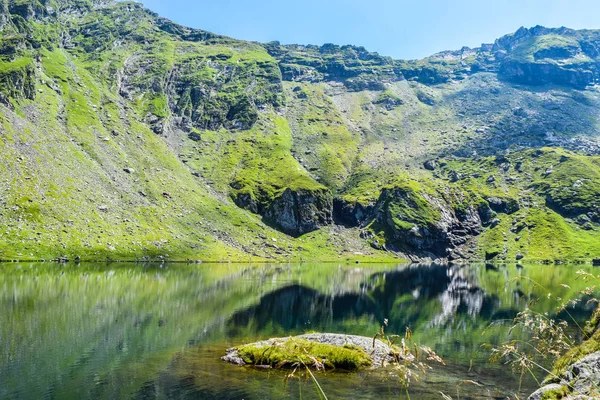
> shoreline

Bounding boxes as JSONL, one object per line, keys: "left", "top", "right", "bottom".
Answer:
{"left": 0, "top": 258, "right": 599, "bottom": 265}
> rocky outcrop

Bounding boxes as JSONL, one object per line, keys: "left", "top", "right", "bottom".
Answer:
{"left": 529, "top": 352, "right": 600, "bottom": 399}
{"left": 266, "top": 42, "right": 404, "bottom": 90}
{"left": 168, "top": 58, "right": 282, "bottom": 131}
{"left": 222, "top": 333, "right": 403, "bottom": 368}
{"left": 1, "top": 0, "right": 112, "bottom": 23}
{"left": 375, "top": 192, "right": 482, "bottom": 260}
{"left": 492, "top": 26, "right": 574, "bottom": 52}
{"left": 233, "top": 185, "right": 333, "bottom": 237}
{"left": 490, "top": 26, "right": 600, "bottom": 89}
{"left": 335, "top": 184, "right": 526, "bottom": 261}
{"left": 395, "top": 26, "right": 600, "bottom": 89}
{"left": 263, "top": 188, "right": 333, "bottom": 237}
{"left": 529, "top": 306, "right": 600, "bottom": 399}
{"left": 333, "top": 199, "right": 376, "bottom": 227}
{"left": 378, "top": 206, "right": 451, "bottom": 259}
{"left": 415, "top": 89, "right": 436, "bottom": 105}
{"left": 6, "top": 0, "right": 50, "bottom": 20}
{"left": 335, "top": 186, "right": 487, "bottom": 260}
{"left": 155, "top": 18, "right": 218, "bottom": 42}
{"left": 399, "top": 63, "right": 453, "bottom": 85}
{"left": 499, "top": 60, "right": 595, "bottom": 89}
{"left": 545, "top": 192, "right": 600, "bottom": 224}
{"left": 486, "top": 197, "right": 520, "bottom": 215}
{"left": 0, "top": 59, "right": 36, "bottom": 100}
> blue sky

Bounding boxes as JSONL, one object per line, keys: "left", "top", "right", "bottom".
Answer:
{"left": 139, "top": 0, "right": 600, "bottom": 59}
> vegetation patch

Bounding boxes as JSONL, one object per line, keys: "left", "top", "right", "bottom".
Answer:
{"left": 234, "top": 337, "right": 372, "bottom": 370}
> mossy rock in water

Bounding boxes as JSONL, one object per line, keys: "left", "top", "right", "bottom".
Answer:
{"left": 238, "top": 338, "right": 371, "bottom": 370}
{"left": 222, "top": 333, "right": 400, "bottom": 370}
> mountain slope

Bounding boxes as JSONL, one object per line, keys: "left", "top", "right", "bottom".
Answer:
{"left": 0, "top": 0, "right": 599, "bottom": 262}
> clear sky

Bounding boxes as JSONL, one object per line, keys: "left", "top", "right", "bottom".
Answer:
{"left": 138, "top": 0, "right": 600, "bottom": 60}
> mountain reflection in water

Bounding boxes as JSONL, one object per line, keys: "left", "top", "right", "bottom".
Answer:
{"left": 228, "top": 264, "right": 509, "bottom": 344}
{"left": 0, "top": 262, "right": 596, "bottom": 399}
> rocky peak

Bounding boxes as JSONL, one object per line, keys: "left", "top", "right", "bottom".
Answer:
{"left": 267, "top": 41, "right": 403, "bottom": 90}
{"left": 492, "top": 25, "right": 577, "bottom": 51}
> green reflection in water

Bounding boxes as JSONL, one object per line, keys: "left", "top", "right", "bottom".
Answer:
{"left": 0, "top": 262, "right": 597, "bottom": 399}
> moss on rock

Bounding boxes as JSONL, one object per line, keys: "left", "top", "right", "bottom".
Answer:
{"left": 236, "top": 337, "right": 372, "bottom": 370}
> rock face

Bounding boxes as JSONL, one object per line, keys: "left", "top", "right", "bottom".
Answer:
{"left": 562, "top": 353, "right": 600, "bottom": 395}
{"left": 423, "top": 160, "right": 437, "bottom": 171}
{"left": 333, "top": 199, "right": 376, "bottom": 227}
{"left": 529, "top": 352, "right": 600, "bottom": 399}
{"left": 234, "top": 186, "right": 333, "bottom": 236}
{"left": 375, "top": 189, "right": 483, "bottom": 260}
{"left": 336, "top": 186, "right": 496, "bottom": 261}
{"left": 486, "top": 197, "right": 520, "bottom": 215}
{"left": 263, "top": 188, "right": 333, "bottom": 236}
{"left": 499, "top": 60, "right": 595, "bottom": 89}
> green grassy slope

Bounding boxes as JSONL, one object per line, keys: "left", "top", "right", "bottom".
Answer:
{"left": 0, "top": 1, "right": 400, "bottom": 262}
{"left": 0, "top": 1, "right": 600, "bottom": 262}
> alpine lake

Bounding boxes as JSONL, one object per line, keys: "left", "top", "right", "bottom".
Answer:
{"left": 1, "top": 261, "right": 597, "bottom": 399}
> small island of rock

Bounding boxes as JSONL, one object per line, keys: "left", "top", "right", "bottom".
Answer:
{"left": 222, "top": 333, "right": 408, "bottom": 370}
